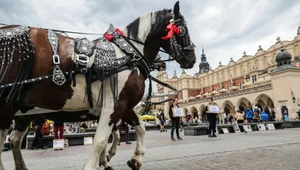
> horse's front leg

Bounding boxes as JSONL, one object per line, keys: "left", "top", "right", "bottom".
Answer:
{"left": 0, "top": 129, "right": 8, "bottom": 170}
{"left": 9, "top": 128, "right": 29, "bottom": 170}
{"left": 127, "top": 119, "right": 145, "bottom": 170}
{"left": 83, "top": 107, "right": 114, "bottom": 170}
{"left": 9, "top": 116, "right": 32, "bottom": 170}
{"left": 98, "top": 125, "right": 120, "bottom": 170}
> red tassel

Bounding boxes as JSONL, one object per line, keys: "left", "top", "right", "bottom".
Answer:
{"left": 104, "top": 33, "right": 114, "bottom": 42}
{"left": 115, "top": 28, "right": 125, "bottom": 37}
{"left": 104, "top": 28, "right": 125, "bottom": 42}
{"left": 161, "top": 23, "right": 180, "bottom": 40}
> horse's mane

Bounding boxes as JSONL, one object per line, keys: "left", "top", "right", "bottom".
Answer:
{"left": 126, "top": 9, "right": 172, "bottom": 41}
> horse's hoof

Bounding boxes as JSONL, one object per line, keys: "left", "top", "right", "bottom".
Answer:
{"left": 127, "top": 159, "right": 141, "bottom": 170}
{"left": 15, "top": 168, "right": 28, "bottom": 170}
{"left": 104, "top": 166, "right": 114, "bottom": 170}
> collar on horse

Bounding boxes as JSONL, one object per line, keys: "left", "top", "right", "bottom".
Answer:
{"left": 103, "top": 24, "right": 151, "bottom": 78}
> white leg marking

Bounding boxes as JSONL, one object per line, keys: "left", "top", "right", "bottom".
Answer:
{"left": 9, "top": 128, "right": 29, "bottom": 170}
{"left": 0, "top": 129, "right": 8, "bottom": 170}
{"left": 132, "top": 120, "right": 146, "bottom": 166}
{"left": 83, "top": 106, "right": 114, "bottom": 170}
{"left": 107, "top": 129, "right": 120, "bottom": 161}
{"left": 98, "top": 143, "right": 108, "bottom": 168}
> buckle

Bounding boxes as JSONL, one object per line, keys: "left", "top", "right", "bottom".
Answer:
{"left": 52, "top": 55, "right": 60, "bottom": 65}
{"left": 76, "top": 55, "right": 90, "bottom": 65}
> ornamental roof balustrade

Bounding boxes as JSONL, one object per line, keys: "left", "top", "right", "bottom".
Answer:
{"left": 195, "top": 94, "right": 202, "bottom": 98}
{"left": 211, "top": 90, "right": 218, "bottom": 95}
{"left": 178, "top": 83, "right": 272, "bottom": 107}
{"left": 219, "top": 88, "right": 227, "bottom": 93}
{"left": 188, "top": 96, "right": 196, "bottom": 100}
{"left": 230, "top": 86, "right": 239, "bottom": 90}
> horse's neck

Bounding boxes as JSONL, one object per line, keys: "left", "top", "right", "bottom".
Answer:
{"left": 121, "top": 28, "right": 158, "bottom": 66}
{"left": 121, "top": 28, "right": 144, "bottom": 55}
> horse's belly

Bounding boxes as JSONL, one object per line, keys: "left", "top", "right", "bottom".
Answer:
{"left": 15, "top": 108, "right": 59, "bottom": 116}
{"left": 62, "top": 70, "right": 132, "bottom": 111}
{"left": 62, "top": 74, "right": 94, "bottom": 111}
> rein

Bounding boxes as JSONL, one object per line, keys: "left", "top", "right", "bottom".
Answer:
{"left": 141, "top": 74, "right": 177, "bottom": 115}
{"left": 0, "top": 23, "right": 102, "bottom": 36}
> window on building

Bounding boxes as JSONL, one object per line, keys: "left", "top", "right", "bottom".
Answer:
{"left": 252, "top": 75, "right": 257, "bottom": 83}
{"left": 239, "top": 82, "right": 243, "bottom": 90}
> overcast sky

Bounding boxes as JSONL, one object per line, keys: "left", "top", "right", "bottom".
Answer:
{"left": 1, "top": 0, "right": 299, "bottom": 93}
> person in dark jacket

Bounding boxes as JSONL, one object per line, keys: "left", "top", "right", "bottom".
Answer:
{"left": 169, "top": 98, "right": 183, "bottom": 141}
{"left": 159, "top": 110, "right": 166, "bottom": 132}
{"left": 206, "top": 98, "right": 218, "bottom": 138}
{"left": 31, "top": 115, "right": 47, "bottom": 149}
{"left": 54, "top": 121, "right": 64, "bottom": 139}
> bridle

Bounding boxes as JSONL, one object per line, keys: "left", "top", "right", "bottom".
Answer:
{"left": 163, "top": 14, "right": 196, "bottom": 61}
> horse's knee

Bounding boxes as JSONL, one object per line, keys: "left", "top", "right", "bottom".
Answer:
{"left": 136, "top": 125, "right": 145, "bottom": 136}
{"left": 94, "top": 139, "right": 108, "bottom": 151}
{"left": 113, "top": 131, "right": 120, "bottom": 141}
{"left": 8, "top": 133, "right": 21, "bottom": 149}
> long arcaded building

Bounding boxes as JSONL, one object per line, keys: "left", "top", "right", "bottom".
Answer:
{"left": 153, "top": 25, "right": 300, "bottom": 121}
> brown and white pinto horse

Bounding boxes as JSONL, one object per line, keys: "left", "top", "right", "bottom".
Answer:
{"left": 0, "top": 1, "right": 196, "bottom": 170}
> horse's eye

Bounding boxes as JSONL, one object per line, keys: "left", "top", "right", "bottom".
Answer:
{"left": 178, "top": 26, "right": 186, "bottom": 36}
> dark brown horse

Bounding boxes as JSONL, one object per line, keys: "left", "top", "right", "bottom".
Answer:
{"left": 0, "top": 1, "right": 196, "bottom": 170}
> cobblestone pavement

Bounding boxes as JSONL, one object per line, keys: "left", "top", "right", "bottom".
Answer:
{"left": 2, "top": 128, "right": 300, "bottom": 170}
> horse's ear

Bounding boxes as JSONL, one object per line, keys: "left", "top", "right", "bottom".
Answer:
{"left": 173, "top": 1, "right": 180, "bottom": 18}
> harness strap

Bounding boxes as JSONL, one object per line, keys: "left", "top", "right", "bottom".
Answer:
{"left": 149, "top": 75, "right": 177, "bottom": 92}
{"left": 120, "top": 36, "right": 151, "bottom": 78}
{"left": 85, "top": 68, "right": 94, "bottom": 108}
{"left": 104, "top": 25, "right": 151, "bottom": 78}
{"left": 47, "top": 30, "right": 67, "bottom": 86}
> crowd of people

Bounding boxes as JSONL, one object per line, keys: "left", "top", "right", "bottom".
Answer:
{"left": 155, "top": 97, "right": 284, "bottom": 139}
{"left": 28, "top": 116, "right": 98, "bottom": 150}
{"left": 225, "top": 104, "right": 277, "bottom": 124}
{"left": 28, "top": 117, "right": 134, "bottom": 150}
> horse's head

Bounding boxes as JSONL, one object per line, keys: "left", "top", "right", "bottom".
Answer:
{"left": 159, "top": 1, "right": 196, "bottom": 69}
{"left": 126, "top": 1, "right": 196, "bottom": 69}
